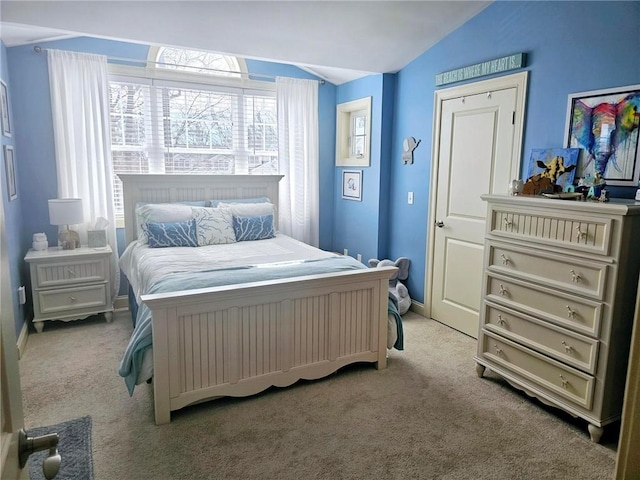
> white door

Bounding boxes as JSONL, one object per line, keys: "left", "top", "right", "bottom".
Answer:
{"left": 427, "top": 73, "right": 527, "bottom": 338}
{"left": 1, "top": 191, "right": 28, "bottom": 478}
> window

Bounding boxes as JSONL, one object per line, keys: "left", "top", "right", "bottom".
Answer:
{"left": 335, "top": 97, "right": 371, "bottom": 167}
{"left": 108, "top": 48, "right": 277, "bottom": 222}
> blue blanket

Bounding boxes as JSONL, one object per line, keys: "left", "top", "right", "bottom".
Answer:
{"left": 119, "top": 256, "right": 404, "bottom": 394}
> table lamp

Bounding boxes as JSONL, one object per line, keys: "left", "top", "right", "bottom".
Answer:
{"left": 48, "top": 198, "right": 83, "bottom": 249}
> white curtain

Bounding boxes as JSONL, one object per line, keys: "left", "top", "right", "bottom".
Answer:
{"left": 276, "top": 77, "right": 319, "bottom": 247}
{"left": 47, "top": 49, "right": 119, "bottom": 295}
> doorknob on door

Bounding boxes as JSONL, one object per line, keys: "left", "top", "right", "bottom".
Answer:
{"left": 435, "top": 221, "right": 445, "bottom": 228}
{"left": 18, "top": 429, "right": 61, "bottom": 479}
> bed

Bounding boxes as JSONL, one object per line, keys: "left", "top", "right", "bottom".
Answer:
{"left": 117, "top": 174, "right": 400, "bottom": 424}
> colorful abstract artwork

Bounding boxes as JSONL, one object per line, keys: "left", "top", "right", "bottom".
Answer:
{"left": 526, "top": 148, "right": 580, "bottom": 189}
{"left": 565, "top": 85, "right": 640, "bottom": 186}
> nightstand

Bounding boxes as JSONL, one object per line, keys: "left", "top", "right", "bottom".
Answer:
{"left": 25, "top": 246, "right": 114, "bottom": 333}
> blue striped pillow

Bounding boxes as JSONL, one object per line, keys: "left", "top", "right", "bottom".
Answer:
{"left": 142, "top": 220, "right": 198, "bottom": 248}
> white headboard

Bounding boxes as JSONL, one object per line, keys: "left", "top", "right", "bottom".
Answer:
{"left": 119, "top": 174, "right": 284, "bottom": 246}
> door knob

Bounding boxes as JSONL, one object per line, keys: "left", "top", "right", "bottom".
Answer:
{"left": 435, "top": 221, "right": 445, "bottom": 228}
{"left": 18, "top": 429, "right": 61, "bottom": 479}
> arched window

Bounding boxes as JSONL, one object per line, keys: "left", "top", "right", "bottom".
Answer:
{"left": 108, "top": 47, "right": 277, "bottom": 223}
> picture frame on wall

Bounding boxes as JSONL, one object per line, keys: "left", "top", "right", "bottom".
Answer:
{"left": 4, "top": 145, "right": 17, "bottom": 201}
{"left": 1, "top": 80, "right": 11, "bottom": 138}
{"left": 342, "top": 170, "right": 362, "bottom": 201}
{"left": 564, "top": 84, "right": 640, "bottom": 186}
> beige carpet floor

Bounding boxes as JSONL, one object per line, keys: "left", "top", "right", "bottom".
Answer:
{"left": 19, "top": 311, "right": 617, "bottom": 479}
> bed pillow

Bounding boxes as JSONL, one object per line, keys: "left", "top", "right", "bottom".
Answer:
{"left": 209, "top": 197, "right": 271, "bottom": 207}
{"left": 216, "top": 202, "right": 276, "bottom": 218}
{"left": 142, "top": 220, "right": 198, "bottom": 248}
{"left": 135, "top": 203, "right": 195, "bottom": 243}
{"left": 232, "top": 214, "right": 276, "bottom": 242}
{"left": 192, "top": 206, "right": 236, "bottom": 246}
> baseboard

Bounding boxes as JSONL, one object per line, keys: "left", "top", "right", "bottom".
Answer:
{"left": 114, "top": 295, "right": 129, "bottom": 312}
{"left": 16, "top": 320, "right": 29, "bottom": 359}
{"left": 409, "top": 300, "right": 425, "bottom": 317}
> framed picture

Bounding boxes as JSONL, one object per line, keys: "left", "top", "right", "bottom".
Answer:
{"left": 525, "top": 148, "right": 579, "bottom": 189}
{"left": 1, "top": 80, "right": 11, "bottom": 138}
{"left": 4, "top": 145, "right": 16, "bottom": 201}
{"left": 565, "top": 84, "right": 640, "bottom": 186}
{"left": 342, "top": 170, "right": 362, "bottom": 201}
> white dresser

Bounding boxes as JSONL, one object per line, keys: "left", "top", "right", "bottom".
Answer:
{"left": 25, "top": 246, "right": 114, "bottom": 333}
{"left": 475, "top": 194, "right": 640, "bottom": 442}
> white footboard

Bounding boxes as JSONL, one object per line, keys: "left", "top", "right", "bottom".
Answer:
{"left": 142, "top": 266, "right": 396, "bottom": 424}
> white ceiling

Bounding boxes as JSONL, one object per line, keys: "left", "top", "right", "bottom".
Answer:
{"left": 0, "top": 1, "right": 491, "bottom": 85}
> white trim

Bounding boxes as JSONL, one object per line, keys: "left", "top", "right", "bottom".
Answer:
{"left": 336, "top": 97, "right": 371, "bottom": 167}
{"left": 16, "top": 321, "right": 28, "bottom": 359}
{"left": 424, "top": 71, "right": 528, "bottom": 321}
{"left": 113, "top": 295, "right": 129, "bottom": 312}
{"left": 409, "top": 300, "right": 426, "bottom": 317}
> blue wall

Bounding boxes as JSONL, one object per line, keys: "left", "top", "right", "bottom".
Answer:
{"left": 1, "top": 43, "right": 27, "bottom": 338}
{"left": 387, "top": 0, "right": 640, "bottom": 304}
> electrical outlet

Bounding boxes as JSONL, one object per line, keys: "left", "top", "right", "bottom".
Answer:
{"left": 408, "top": 192, "right": 414, "bottom": 204}
{"left": 357, "top": 254, "right": 362, "bottom": 262}
{"left": 343, "top": 248, "right": 348, "bottom": 256}
{"left": 18, "top": 286, "right": 26, "bottom": 305}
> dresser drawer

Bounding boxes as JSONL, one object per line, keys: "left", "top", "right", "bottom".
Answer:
{"left": 479, "top": 330, "right": 595, "bottom": 409}
{"left": 486, "top": 273, "right": 603, "bottom": 337}
{"left": 488, "top": 206, "right": 612, "bottom": 256}
{"left": 34, "top": 258, "right": 107, "bottom": 288}
{"left": 487, "top": 242, "right": 608, "bottom": 300}
{"left": 37, "top": 284, "right": 108, "bottom": 315}
{"left": 483, "top": 302, "right": 599, "bottom": 374}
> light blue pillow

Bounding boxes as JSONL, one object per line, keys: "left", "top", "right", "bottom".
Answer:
{"left": 232, "top": 214, "right": 275, "bottom": 242}
{"left": 142, "top": 220, "right": 198, "bottom": 248}
{"left": 209, "top": 197, "right": 271, "bottom": 207}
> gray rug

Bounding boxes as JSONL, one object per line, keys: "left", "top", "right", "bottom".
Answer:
{"left": 27, "top": 416, "right": 93, "bottom": 480}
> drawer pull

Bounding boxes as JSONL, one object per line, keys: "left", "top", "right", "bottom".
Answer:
{"left": 498, "top": 284, "right": 508, "bottom": 296}
{"left": 497, "top": 314, "right": 507, "bottom": 326}
{"left": 494, "top": 344, "right": 503, "bottom": 356}
{"left": 66, "top": 268, "right": 76, "bottom": 277}
{"left": 559, "top": 374, "right": 570, "bottom": 389}
{"left": 566, "top": 305, "right": 577, "bottom": 318}
{"left": 561, "top": 340, "right": 573, "bottom": 354}
{"left": 575, "top": 226, "right": 587, "bottom": 241}
{"left": 69, "top": 296, "right": 77, "bottom": 303}
{"left": 569, "top": 269, "right": 581, "bottom": 283}
{"left": 500, "top": 254, "right": 510, "bottom": 266}
{"left": 503, "top": 217, "right": 513, "bottom": 228}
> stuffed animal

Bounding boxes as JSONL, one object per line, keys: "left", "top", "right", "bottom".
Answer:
{"left": 368, "top": 257, "right": 411, "bottom": 315}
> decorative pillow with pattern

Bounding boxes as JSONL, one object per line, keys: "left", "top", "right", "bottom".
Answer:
{"left": 142, "top": 220, "right": 198, "bottom": 248}
{"left": 232, "top": 214, "right": 276, "bottom": 242}
{"left": 135, "top": 203, "right": 195, "bottom": 244}
{"left": 192, "top": 207, "right": 236, "bottom": 246}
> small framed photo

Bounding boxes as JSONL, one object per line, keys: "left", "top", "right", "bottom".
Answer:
{"left": 4, "top": 145, "right": 16, "bottom": 201}
{"left": 1, "top": 80, "right": 11, "bottom": 138}
{"left": 342, "top": 170, "right": 362, "bottom": 201}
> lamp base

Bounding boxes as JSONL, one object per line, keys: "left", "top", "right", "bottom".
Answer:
{"left": 59, "top": 229, "right": 81, "bottom": 250}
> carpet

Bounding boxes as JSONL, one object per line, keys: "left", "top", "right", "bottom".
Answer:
{"left": 27, "top": 416, "right": 93, "bottom": 480}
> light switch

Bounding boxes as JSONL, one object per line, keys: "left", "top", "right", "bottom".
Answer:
{"left": 408, "top": 192, "right": 414, "bottom": 204}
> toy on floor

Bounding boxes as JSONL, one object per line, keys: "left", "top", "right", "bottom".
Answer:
{"left": 368, "top": 257, "right": 411, "bottom": 315}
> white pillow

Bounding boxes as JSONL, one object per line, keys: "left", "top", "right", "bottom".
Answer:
{"left": 216, "top": 202, "right": 275, "bottom": 217}
{"left": 135, "top": 203, "right": 194, "bottom": 243}
{"left": 192, "top": 207, "right": 236, "bottom": 246}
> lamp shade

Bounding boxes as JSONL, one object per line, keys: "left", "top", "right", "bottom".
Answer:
{"left": 48, "top": 198, "right": 84, "bottom": 226}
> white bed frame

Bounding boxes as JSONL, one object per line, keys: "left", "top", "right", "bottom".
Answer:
{"left": 119, "top": 174, "right": 396, "bottom": 424}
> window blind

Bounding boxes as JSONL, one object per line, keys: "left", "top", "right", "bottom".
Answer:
{"left": 109, "top": 77, "right": 277, "bottom": 220}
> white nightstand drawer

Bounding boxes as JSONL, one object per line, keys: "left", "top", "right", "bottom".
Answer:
{"left": 34, "top": 258, "right": 107, "bottom": 288}
{"left": 37, "top": 284, "right": 108, "bottom": 315}
{"left": 480, "top": 330, "right": 595, "bottom": 410}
